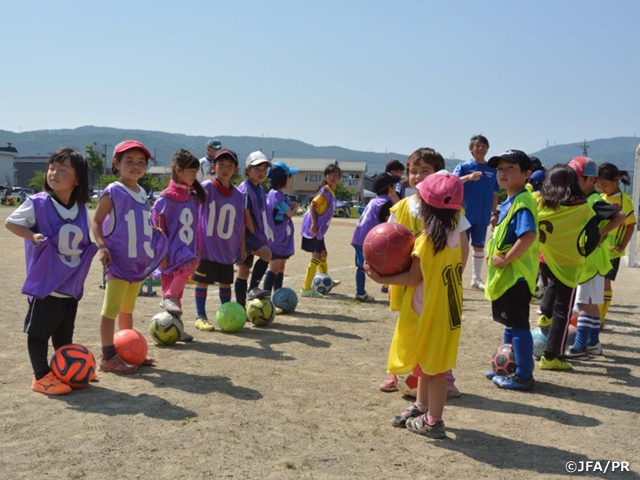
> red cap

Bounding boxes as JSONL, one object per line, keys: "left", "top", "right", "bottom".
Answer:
{"left": 417, "top": 172, "right": 463, "bottom": 210}
{"left": 113, "top": 140, "right": 152, "bottom": 160}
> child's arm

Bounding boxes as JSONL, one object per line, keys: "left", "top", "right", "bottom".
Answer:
{"left": 460, "top": 233, "right": 469, "bottom": 273}
{"left": 614, "top": 224, "right": 635, "bottom": 254}
{"left": 599, "top": 210, "right": 626, "bottom": 242}
{"left": 365, "top": 255, "right": 422, "bottom": 286}
{"left": 91, "top": 194, "right": 113, "bottom": 267}
{"left": 459, "top": 171, "right": 482, "bottom": 183}
{"left": 309, "top": 201, "right": 318, "bottom": 236}
{"left": 5, "top": 222, "right": 44, "bottom": 245}
{"left": 491, "top": 231, "right": 536, "bottom": 269}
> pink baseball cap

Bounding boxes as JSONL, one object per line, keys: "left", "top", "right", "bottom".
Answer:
{"left": 417, "top": 172, "right": 463, "bottom": 210}
{"left": 568, "top": 156, "right": 597, "bottom": 177}
{"left": 113, "top": 140, "right": 152, "bottom": 160}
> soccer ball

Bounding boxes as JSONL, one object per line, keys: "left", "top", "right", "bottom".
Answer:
{"left": 490, "top": 343, "right": 517, "bottom": 377}
{"left": 532, "top": 327, "right": 549, "bottom": 360}
{"left": 363, "top": 223, "right": 415, "bottom": 276}
{"left": 312, "top": 274, "right": 333, "bottom": 295}
{"left": 149, "top": 311, "right": 184, "bottom": 346}
{"left": 50, "top": 344, "right": 96, "bottom": 388}
{"left": 216, "top": 302, "right": 247, "bottom": 333}
{"left": 114, "top": 329, "right": 148, "bottom": 366}
{"left": 272, "top": 287, "right": 298, "bottom": 313}
{"left": 246, "top": 298, "right": 276, "bottom": 327}
{"left": 396, "top": 373, "right": 418, "bottom": 398}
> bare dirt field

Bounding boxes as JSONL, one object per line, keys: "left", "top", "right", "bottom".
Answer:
{"left": 1, "top": 209, "right": 639, "bottom": 480}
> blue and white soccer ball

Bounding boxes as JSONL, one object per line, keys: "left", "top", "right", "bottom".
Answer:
{"left": 312, "top": 274, "right": 333, "bottom": 295}
{"left": 272, "top": 287, "right": 298, "bottom": 313}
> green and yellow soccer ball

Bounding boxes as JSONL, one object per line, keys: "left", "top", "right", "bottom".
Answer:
{"left": 215, "top": 302, "right": 247, "bottom": 333}
{"left": 246, "top": 298, "right": 276, "bottom": 327}
{"left": 149, "top": 312, "right": 184, "bottom": 346}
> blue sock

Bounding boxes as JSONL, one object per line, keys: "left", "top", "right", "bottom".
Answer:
{"left": 263, "top": 270, "right": 276, "bottom": 293}
{"left": 274, "top": 273, "right": 284, "bottom": 291}
{"left": 587, "top": 315, "right": 601, "bottom": 346}
{"left": 356, "top": 267, "right": 366, "bottom": 296}
{"left": 219, "top": 286, "right": 232, "bottom": 305}
{"left": 503, "top": 327, "right": 513, "bottom": 345}
{"left": 511, "top": 328, "right": 533, "bottom": 380}
{"left": 195, "top": 287, "right": 208, "bottom": 318}
{"left": 574, "top": 314, "right": 596, "bottom": 351}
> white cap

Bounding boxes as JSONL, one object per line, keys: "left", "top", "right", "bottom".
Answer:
{"left": 246, "top": 151, "right": 272, "bottom": 168}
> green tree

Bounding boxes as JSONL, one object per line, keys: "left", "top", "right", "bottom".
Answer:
{"left": 139, "top": 173, "right": 165, "bottom": 195}
{"left": 334, "top": 181, "right": 353, "bottom": 201}
{"left": 85, "top": 142, "right": 106, "bottom": 189}
{"left": 28, "top": 170, "right": 47, "bottom": 192}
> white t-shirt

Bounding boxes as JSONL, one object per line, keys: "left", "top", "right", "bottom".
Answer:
{"left": 7, "top": 196, "right": 85, "bottom": 227}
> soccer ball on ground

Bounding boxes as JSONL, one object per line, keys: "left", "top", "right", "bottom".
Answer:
{"left": 396, "top": 373, "right": 418, "bottom": 398}
{"left": 363, "top": 223, "right": 415, "bottom": 276}
{"left": 149, "top": 312, "right": 184, "bottom": 346}
{"left": 490, "top": 343, "right": 517, "bottom": 377}
{"left": 50, "top": 344, "right": 97, "bottom": 388}
{"left": 272, "top": 287, "right": 298, "bottom": 313}
{"left": 532, "top": 327, "right": 549, "bottom": 360}
{"left": 312, "top": 274, "right": 333, "bottom": 295}
{"left": 114, "top": 329, "right": 148, "bottom": 366}
{"left": 246, "top": 298, "right": 276, "bottom": 327}
{"left": 216, "top": 302, "right": 247, "bottom": 333}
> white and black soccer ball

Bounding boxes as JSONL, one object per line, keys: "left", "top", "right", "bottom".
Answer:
{"left": 312, "top": 274, "right": 333, "bottom": 295}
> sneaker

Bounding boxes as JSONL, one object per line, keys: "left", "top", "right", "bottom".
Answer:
{"left": 275, "top": 307, "right": 284, "bottom": 315}
{"left": 247, "top": 288, "right": 270, "bottom": 300}
{"left": 446, "top": 371, "right": 461, "bottom": 398}
{"left": 539, "top": 356, "right": 572, "bottom": 371}
{"left": 32, "top": 372, "right": 72, "bottom": 395}
{"left": 180, "top": 331, "right": 194, "bottom": 342}
{"left": 159, "top": 297, "right": 182, "bottom": 315}
{"left": 381, "top": 285, "right": 389, "bottom": 294}
{"left": 470, "top": 279, "right": 485, "bottom": 290}
{"left": 536, "top": 308, "right": 542, "bottom": 315}
{"left": 405, "top": 414, "right": 446, "bottom": 439}
{"left": 195, "top": 317, "right": 215, "bottom": 332}
{"left": 484, "top": 370, "right": 495, "bottom": 380}
{"left": 562, "top": 346, "right": 589, "bottom": 360}
{"left": 587, "top": 343, "right": 603, "bottom": 356}
{"left": 379, "top": 374, "right": 398, "bottom": 392}
{"left": 391, "top": 403, "right": 428, "bottom": 428}
{"left": 492, "top": 373, "right": 535, "bottom": 391}
{"left": 532, "top": 285, "right": 545, "bottom": 300}
{"left": 332, "top": 279, "right": 341, "bottom": 288}
{"left": 300, "top": 289, "right": 324, "bottom": 298}
{"left": 537, "top": 314, "right": 552, "bottom": 328}
{"left": 99, "top": 354, "right": 137, "bottom": 374}
{"left": 140, "top": 357, "right": 155, "bottom": 366}
{"left": 355, "top": 293, "right": 375, "bottom": 303}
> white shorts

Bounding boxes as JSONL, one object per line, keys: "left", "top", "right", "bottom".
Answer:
{"left": 576, "top": 274, "right": 604, "bottom": 305}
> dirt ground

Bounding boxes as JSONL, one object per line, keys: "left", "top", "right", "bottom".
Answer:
{"left": 1, "top": 208, "right": 639, "bottom": 480}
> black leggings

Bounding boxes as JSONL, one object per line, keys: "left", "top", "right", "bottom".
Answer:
{"left": 539, "top": 263, "right": 576, "bottom": 359}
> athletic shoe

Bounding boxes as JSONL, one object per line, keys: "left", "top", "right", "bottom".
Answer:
{"left": 536, "top": 308, "right": 542, "bottom": 315}
{"left": 275, "top": 307, "right": 284, "bottom": 315}
{"left": 391, "top": 403, "right": 427, "bottom": 428}
{"left": 563, "top": 346, "right": 589, "bottom": 360}
{"left": 159, "top": 297, "right": 182, "bottom": 315}
{"left": 332, "top": 279, "right": 341, "bottom": 288}
{"left": 379, "top": 374, "right": 398, "bottom": 392}
{"left": 99, "top": 354, "right": 137, "bottom": 374}
{"left": 492, "top": 373, "right": 535, "bottom": 391}
{"left": 587, "top": 343, "right": 603, "bottom": 356}
{"left": 470, "top": 279, "right": 485, "bottom": 290}
{"left": 300, "top": 289, "right": 324, "bottom": 298}
{"left": 537, "top": 314, "right": 552, "bottom": 328}
{"left": 446, "top": 371, "right": 461, "bottom": 398}
{"left": 405, "top": 414, "right": 446, "bottom": 439}
{"left": 381, "top": 285, "right": 389, "bottom": 294}
{"left": 195, "top": 317, "right": 215, "bottom": 331}
{"left": 247, "top": 288, "right": 270, "bottom": 300}
{"left": 180, "top": 331, "right": 194, "bottom": 342}
{"left": 140, "top": 357, "right": 155, "bottom": 366}
{"left": 532, "top": 285, "right": 545, "bottom": 300}
{"left": 484, "top": 370, "right": 495, "bottom": 380}
{"left": 355, "top": 293, "right": 375, "bottom": 303}
{"left": 539, "top": 356, "right": 572, "bottom": 371}
{"left": 32, "top": 372, "right": 72, "bottom": 395}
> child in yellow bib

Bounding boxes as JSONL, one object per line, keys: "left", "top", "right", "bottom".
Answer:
{"left": 366, "top": 173, "right": 464, "bottom": 440}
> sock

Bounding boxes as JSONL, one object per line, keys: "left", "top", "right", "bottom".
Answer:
{"left": 195, "top": 287, "right": 208, "bottom": 318}
{"left": 274, "top": 272, "right": 284, "bottom": 291}
{"left": 263, "top": 270, "right": 276, "bottom": 293}
{"left": 318, "top": 258, "right": 328, "bottom": 274}
{"left": 503, "top": 327, "right": 513, "bottom": 345}
{"left": 588, "top": 315, "right": 601, "bottom": 346}
{"left": 511, "top": 328, "right": 533, "bottom": 380}
{"left": 219, "top": 286, "right": 232, "bottom": 305}
{"left": 426, "top": 413, "right": 442, "bottom": 424}
{"left": 303, "top": 258, "right": 320, "bottom": 290}
{"left": 28, "top": 335, "right": 50, "bottom": 379}
{"left": 101, "top": 344, "right": 117, "bottom": 361}
{"left": 574, "top": 314, "right": 597, "bottom": 351}
{"left": 235, "top": 278, "right": 248, "bottom": 307}
{"left": 472, "top": 252, "right": 484, "bottom": 281}
{"left": 249, "top": 259, "right": 269, "bottom": 290}
{"left": 355, "top": 267, "right": 366, "bottom": 296}
{"left": 599, "top": 290, "right": 612, "bottom": 327}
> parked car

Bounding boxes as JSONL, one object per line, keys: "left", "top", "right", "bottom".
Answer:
{"left": 333, "top": 200, "right": 351, "bottom": 218}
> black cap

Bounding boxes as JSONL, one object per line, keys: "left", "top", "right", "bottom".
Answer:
{"left": 385, "top": 159, "right": 405, "bottom": 173}
{"left": 529, "top": 156, "right": 543, "bottom": 171}
{"left": 373, "top": 173, "right": 401, "bottom": 195}
{"left": 487, "top": 150, "right": 532, "bottom": 170}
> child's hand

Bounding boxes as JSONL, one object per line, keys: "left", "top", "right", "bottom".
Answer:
{"left": 31, "top": 233, "right": 45, "bottom": 245}
{"left": 470, "top": 171, "right": 482, "bottom": 181}
{"left": 364, "top": 262, "right": 383, "bottom": 283}
{"left": 491, "top": 253, "right": 508, "bottom": 269}
{"left": 610, "top": 245, "right": 622, "bottom": 254}
{"left": 310, "top": 223, "right": 317, "bottom": 236}
{"left": 98, "top": 247, "right": 112, "bottom": 267}
{"left": 239, "top": 246, "right": 247, "bottom": 263}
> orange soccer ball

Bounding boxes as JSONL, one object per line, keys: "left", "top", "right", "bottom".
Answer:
{"left": 50, "top": 343, "right": 97, "bottom": 388}
{"left": 114, "top": 329, "right": 148, "bottom": 366}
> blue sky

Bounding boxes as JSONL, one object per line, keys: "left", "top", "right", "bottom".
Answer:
{"left": 2, "top": 0, "right": 639, "bottom": 158}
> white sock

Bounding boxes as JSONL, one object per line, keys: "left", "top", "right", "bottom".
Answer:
{"left": 472, "top": 253, "right": 484, "bottom": 281}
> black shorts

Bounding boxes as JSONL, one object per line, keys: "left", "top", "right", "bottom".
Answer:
{"left": 245, "top": 233, "right": 267, "bottom": 254}
{"left": 491, "top": 280, "right": 532, "bottom": 329}
{"left": 271, "top": 253, "right": 291, "bottom": 260}
{"left": 24, "top": 295, "right": 78, "bottom": 342}
{"left": 192, "top": 259, "right": 234, "bottom": 285}
{"left": 301, "top": 236, "right": 326, "bottom": 253}
{"left": 605, "top": 257, "right": 621, "bottom": 281}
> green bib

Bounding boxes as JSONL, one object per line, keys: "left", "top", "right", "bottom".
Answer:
{"left": 578, "top": 193, "right": 612, "bottom": 283}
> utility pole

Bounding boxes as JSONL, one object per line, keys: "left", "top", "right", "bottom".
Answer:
{"left": 271, "top": 150, "right": 275, "bottom": 160}
{"left": 579, "top": 139, "right": 590, "bottom": 156}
